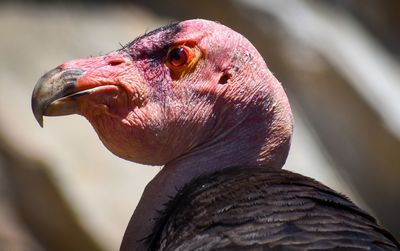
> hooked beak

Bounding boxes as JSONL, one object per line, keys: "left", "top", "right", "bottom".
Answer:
{"left": 32, "top": 53, "right": 140, "bottom": 127}
{"left": 31, "top": 67, "right": 85, "bottom": 127}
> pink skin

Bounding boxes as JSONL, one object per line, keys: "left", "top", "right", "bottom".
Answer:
{"left": 47, "top": 20, "right": 293, "bottom": 250}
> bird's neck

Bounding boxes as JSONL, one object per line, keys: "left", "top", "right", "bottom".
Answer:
{"left": 120, "top": 99, "right": 292, "bottom": 251}
{"left": 120, "top": 142, "right": 261, "bottom": 251}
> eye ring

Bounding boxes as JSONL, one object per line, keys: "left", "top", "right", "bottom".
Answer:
{"left": 167, "top": 46, "right": 190, "bottom": 68}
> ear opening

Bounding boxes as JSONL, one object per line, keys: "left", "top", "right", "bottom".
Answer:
{"left": 218, "top": 72, "right": 232, "bottom": 85}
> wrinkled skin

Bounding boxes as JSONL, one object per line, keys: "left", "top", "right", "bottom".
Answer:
{"left": 32, "top": 19, "right": 293, "bottom": 250}
{"left": 33, "top": 20, "right": 292, "bottom": 168}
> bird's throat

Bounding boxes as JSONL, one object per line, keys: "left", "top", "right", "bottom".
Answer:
{"left": 120, "top": 121, "right": 291, "bottom": 250}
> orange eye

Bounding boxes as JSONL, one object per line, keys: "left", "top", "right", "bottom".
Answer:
{"left": 168, "top": 46, "right": 189, "bottom": 67}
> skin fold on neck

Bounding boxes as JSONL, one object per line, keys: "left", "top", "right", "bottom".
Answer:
{"left": 120, "top": 81, "right": 292, "bottom": 251}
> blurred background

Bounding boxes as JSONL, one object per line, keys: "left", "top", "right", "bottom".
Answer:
{"left": 0, "top": 0, "right": 399, "bottom": 250}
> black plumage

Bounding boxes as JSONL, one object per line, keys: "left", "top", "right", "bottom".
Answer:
{"left": 148, "top": 167, "right": 399, "bottom": 251}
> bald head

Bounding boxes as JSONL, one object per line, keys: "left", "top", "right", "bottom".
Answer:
{"left": 32, "top": 19, "right": 293, "bottom": 169}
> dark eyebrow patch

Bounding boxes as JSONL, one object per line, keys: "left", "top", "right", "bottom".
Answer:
{"left": 137, "top": 22, "right": 180, "bottom": 43}
{"left": 122, "top": 22, "right": 181, "bottom": 59}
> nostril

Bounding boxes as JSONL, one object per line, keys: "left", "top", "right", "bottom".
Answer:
{"left": 108, "top": 59, "right": 124, "bottom": 66}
